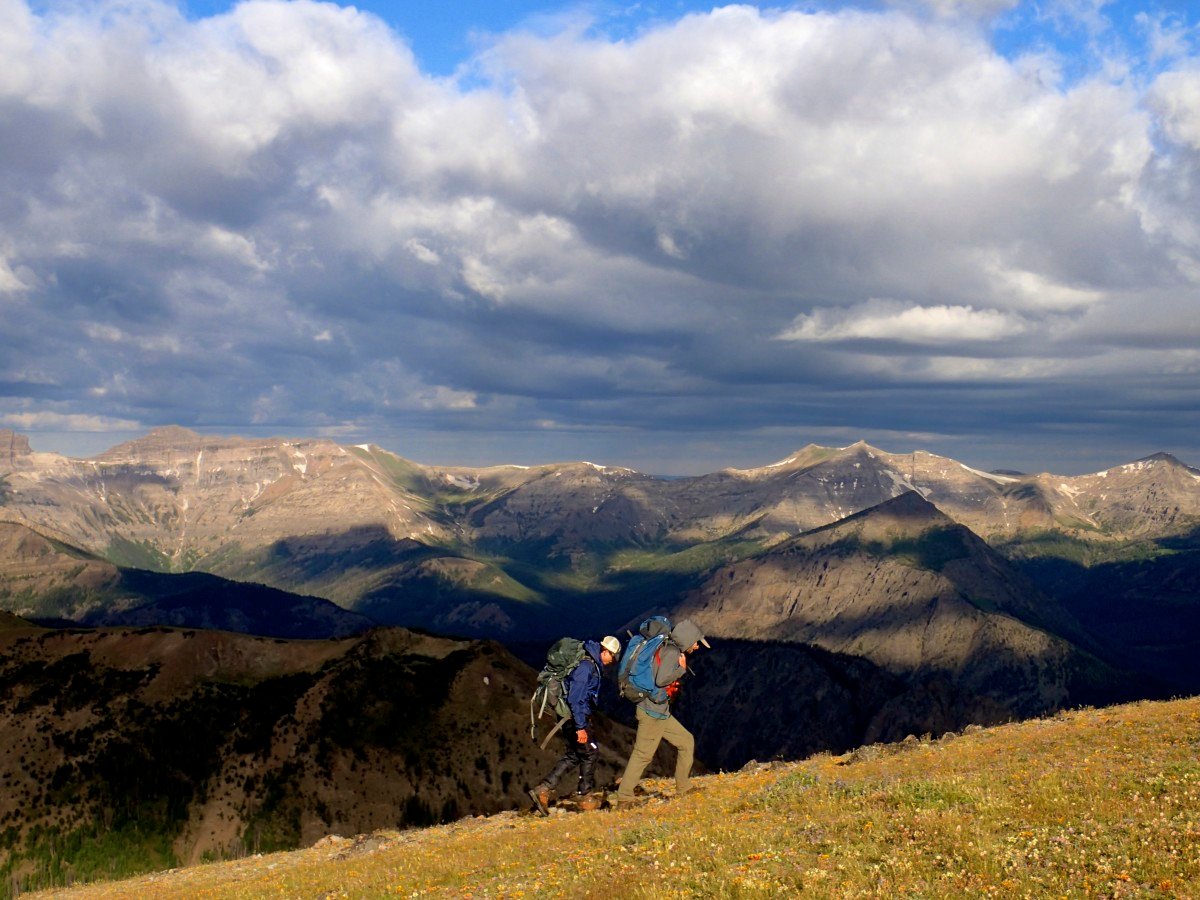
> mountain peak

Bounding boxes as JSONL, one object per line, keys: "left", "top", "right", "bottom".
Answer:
{"left": 97, "top": 426, "right": 241, "bottom": 459}
{"left": 1136, "top": 452, "right": 1186, "bottom": 467}
{"left": 799, "top": 490, "right": 949, "bottom": 544}
{"left": 845, "top": 489, "right": 946, "bottom": 525}
{"left": 755, "top": 441, "right": 885, "bottom": 473}
{"left": 0, "top": 429, "right": 32, "bottom": 464}
{"left": 1100, "top": 451, "right": 1200, "bottom": 478}
{"left": 145, "top": 425, "right": 203, "bottom": 440}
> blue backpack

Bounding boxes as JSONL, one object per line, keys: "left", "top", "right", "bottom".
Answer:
{"left": 617, "top": 616, "right": 672, "bottom": 704}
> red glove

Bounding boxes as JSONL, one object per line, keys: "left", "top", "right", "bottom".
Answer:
{"left": 665, "top": 681, "right": 680, "bottom": 700}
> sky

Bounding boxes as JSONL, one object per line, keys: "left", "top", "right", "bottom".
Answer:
{"left": 1, "top": 0, "right": 1199, "bottom": 475}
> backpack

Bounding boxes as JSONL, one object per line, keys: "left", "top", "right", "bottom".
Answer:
{"left": 617, "top": 616, "right": 672, "bottom": 704}
{"left": 530, "top": 637, "right": 589, "bottom": 743}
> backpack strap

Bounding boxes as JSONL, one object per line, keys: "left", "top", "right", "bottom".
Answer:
{"left": 539, "top": 714, "right": 569, "bottom": 749}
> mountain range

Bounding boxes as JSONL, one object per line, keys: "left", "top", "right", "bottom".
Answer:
{"left": 2, "top": 426, "right": 1196, "bottom": 668}
{"left": 3, "top": 428, "right": 1198, "bottom": 680}
{"left": 0, "top": 426, "right": 1196, "bottom": 888}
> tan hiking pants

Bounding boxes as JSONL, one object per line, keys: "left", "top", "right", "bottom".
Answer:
{"left": 615, "top": 707, "right": 694, "bottom": 802}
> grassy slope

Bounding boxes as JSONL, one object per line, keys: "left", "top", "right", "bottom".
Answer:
{"left": 42, "top": 695, "right": 1200, "bottom": 898}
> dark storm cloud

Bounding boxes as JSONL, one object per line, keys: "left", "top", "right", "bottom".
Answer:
{"left": 0, "top": 0, "right": 1198, "bottom": 473}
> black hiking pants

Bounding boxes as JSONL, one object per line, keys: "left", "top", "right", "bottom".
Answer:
{"left": 542, "top": 732, "right": 598, "bottom": 794}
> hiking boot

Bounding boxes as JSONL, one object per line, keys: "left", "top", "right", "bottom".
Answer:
{"left": 528, "top": 784, "right": 551, "bottom": 817}
{"left": 576, "top": 793, "right": 603, "bottom": 811}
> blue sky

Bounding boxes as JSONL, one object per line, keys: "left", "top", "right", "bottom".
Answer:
{"left": 180, "top": 0, "right": 569, "bottom": 73}
{"left": 177, "top": 1, "right": 774, "bottom": 74}
{"left": 2, "top": 0, "right": 1200, "bottom": 474}
{"left": 171, "top": 1, "right": 1200, "bottom": 80}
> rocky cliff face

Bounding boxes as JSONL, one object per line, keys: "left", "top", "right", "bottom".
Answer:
{"left": 0, "top": 430, "right": 31, "bottom": 466}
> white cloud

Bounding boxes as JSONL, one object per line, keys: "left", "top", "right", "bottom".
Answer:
{"left": 83, "top": 323, "right": 182, "bottom": 354}
{"left": 1149, "top": 67, "right": 1200, "bottom": 149}
{"left": 777, "top": 300, "right": 1029, "bottom": 344}
{"left": 0, "top": 411, "right": 141, "bottom": 432}
{"left": 405, "top": 238, "right": 441, "bottom": 265}
{"left": 412, "top": 385, "right": 478, "bottom": 411}
{"left": 983, "top": 259, "right": 1107, "bottom": 311}
{"left": 0, "top": 257, "right": 29, "bottom": 293}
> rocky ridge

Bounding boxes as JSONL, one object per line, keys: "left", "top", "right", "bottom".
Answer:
{"left": 671, "top": 492, "right": 1130, "bottom": 726}
{"left": 0, "top": 621, "right": 639, "bottom": 889}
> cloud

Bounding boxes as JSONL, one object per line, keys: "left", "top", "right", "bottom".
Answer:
{"left": 888, "top": 0, "right": 1020, "bottom": 20}
{"left": 777, "top": 301, "right": 1029, "bottom": 345}
{"left": 0, "top": 411, "right": 141, "bottom": 432}
{"left": 0, "top": 255, "right": 28, "bottom": 292}
{"left": 0, "top": 0, "right": 1196, "bottom": 472}
{"left": 1149, "top": 66, "right": 1200, "bottom": 149}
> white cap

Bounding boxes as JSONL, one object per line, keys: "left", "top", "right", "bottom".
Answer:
{"left": 600, "top": 635, "right": 621, "bottom": 656}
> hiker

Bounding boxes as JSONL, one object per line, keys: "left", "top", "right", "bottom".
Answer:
{"left": 528, "top": 635, "right": 622, "bottom": 815}
{"left": 612, "top": 618, "right": 709, "bottom": 807}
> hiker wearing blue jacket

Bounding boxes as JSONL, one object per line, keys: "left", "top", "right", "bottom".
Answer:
{"left": 528, "top": 635, "right": 621, "bottom": 815}
{"left": 612, "top": 618, "right": 709, "bottom": 807}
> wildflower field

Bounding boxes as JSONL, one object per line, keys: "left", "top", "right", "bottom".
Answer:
{"left": 42, "top": 695, "right": 1200, "bottom": 898}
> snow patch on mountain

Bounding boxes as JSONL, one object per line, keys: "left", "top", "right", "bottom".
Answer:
{"left": 883, "top": 468, "right": 920, "bottom": 496}
{"left": 960, "top": 464, "right": 1019, "bottom": 484}
{"left": 1119, "top": 461, "right": 1155, "bottom": 473}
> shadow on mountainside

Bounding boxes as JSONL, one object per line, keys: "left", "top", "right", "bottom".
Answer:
{"left": 77, "top": 569, "right": 376, "bottom": 639}
{"left": 215, "top": 525, "right": 715, "bottom": 642}
{"left": 601, "top": 636, "right": 1150, "bottom": 774}
{"left": 1016, "top": 534, "right": 1200, "bottom": 694}
{"left": 206, "top": 525, "right": 440, "bottom": 586}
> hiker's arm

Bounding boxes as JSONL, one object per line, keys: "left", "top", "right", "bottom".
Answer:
{"left": 654, "top": 648, "right": 686, "bottom": 686}
{"left": 565, "top": 664, "right": 594, "bottom": 729}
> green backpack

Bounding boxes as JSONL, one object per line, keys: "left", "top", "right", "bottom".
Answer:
{"left": 529, "top": 637, "right": 588, "bottom": 745}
